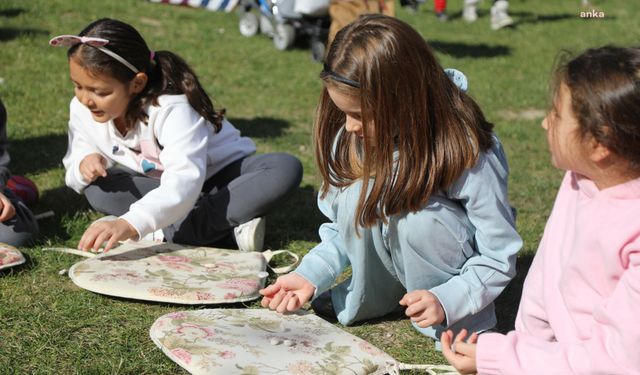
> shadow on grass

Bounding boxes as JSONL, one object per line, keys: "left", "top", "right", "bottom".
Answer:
{"left": 439, "top": 10, "right": 584, "bottom": 28}
{"left": 9, "top": 133, "right": 68, "bottom": 176}
{"left": 495, "top": 252, "right": 534, "bottom": 333}
{"left": 34, "top": 185, "right": 91, "bottom": 244}
{"left": 228, "top": 117, "right": 291, "bottom": 139}
{"left": 0, "top": 27, "right": 49, "bottom": 42}
{"left": 430, "top": 40, "right": 511, "bottom": 58}
{"left": 266, "top": 184, "right": 324, "bottom": 247}
{"left": 0, "top": 8, "right": 25, "bottom": 18}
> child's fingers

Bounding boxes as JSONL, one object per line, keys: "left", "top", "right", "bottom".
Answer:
{"left": 78, "top": 229, "right": 96, "bottom": 251}
{"left": 259, "top": 283, "right": 281, "bottom": 296}
{"left": 96, "top": 163, "right": 107, "bottom": 178}
{"left": 260, "top": 296, "right": 273, "bottom": 308}
{"left": 468, "top": 332, "right": 479, "bottom": 344}
{"left": 267, "top": 289, "right": 286, "bottom": 311}
{"left": 441, "top": 331, "right": 456, "bottom": 360}
{"left": 287, "top": 294, "right": 301, "bottom": 311}
{"left": 454, "top": 328, "right": 469, "bottom": 343}
{"left": 0, "top": 200, "right": 12, "bottom": 221}
{"left": 102, "top": 236, "right": 119, "bottom": 253}
{"left": 404, "top": 302, "right": 425, "bottom": 317}
{"left": 276, "top": 291, "right": 293, "bottom": 313}
{"left": 92, "top": 231, "right": 110, "bottom": 252}
{"left": 453, "top": 341, "right": 476, "bottom": 357}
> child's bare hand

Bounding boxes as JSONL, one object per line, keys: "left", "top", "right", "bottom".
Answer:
{"left": 399, "top": 289, "right": 445, "bottom": 327}
{"left": 79, "top": 153, "right": 107, "bottom": 183}
{"left": 0, "top": 192, "right": 16, "bottom": 222}
{"left": 259, "top": 273, "right": 315, "bottom": 314}
{"left": 441, "top": 329, "right": 478, "bottom": 374}
{"left": 78, "top": 218, "right": 137, "bottom": 253}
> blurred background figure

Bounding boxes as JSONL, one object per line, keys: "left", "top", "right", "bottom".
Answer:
{"left": 464, "top": 0, "right": 513, "bottom": 30}
{"left": 328, "top": 0, "right": 395, "bottom": 45}
{"left": 400, "top": 0, "right": 447, "bottom": 21}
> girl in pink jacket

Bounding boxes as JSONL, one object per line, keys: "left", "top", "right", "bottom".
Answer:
{"left": 442, "top": 46, "right": 640, "bottom": 374}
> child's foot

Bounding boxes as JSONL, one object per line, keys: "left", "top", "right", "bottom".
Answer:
{"left": 490, "top": 0, "right": 514, "bottom": 30}
{"left": 310, "top": 289, "right": 337, "bottom": 322}
{"left": 463, "top": 5, "right": 477, "bottom": 22}
{"left": 436, "top": 11, "right": 449, "bottom": 22}
{"left": 463, "top": 0, "right": 479, "bottom": 22}
{"left": 233, "top": 216, "right": 265, "bottom": 252}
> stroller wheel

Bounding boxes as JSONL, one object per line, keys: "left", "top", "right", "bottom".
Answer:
{"left": 310, "top": 40, "right": 325, "bottom": 62}
{"left": 273, "top": 23, "right": 295, "bottom": 50}
{"left": 239, "top": 12, "right": 260, "bottom": 37}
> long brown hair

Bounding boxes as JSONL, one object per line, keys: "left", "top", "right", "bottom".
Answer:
{"left": 552, "top": 46, "right": 640, "bottom": 172}
{"left": 316, "top": 14, "right": 494, "bottom": 228}
{"left": 68, "top": 18, "right": 224, "bottom": 132}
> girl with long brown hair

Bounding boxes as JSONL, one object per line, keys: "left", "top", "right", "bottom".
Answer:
{"left": 261, "top": 14, "right": 521, "bottom": 346}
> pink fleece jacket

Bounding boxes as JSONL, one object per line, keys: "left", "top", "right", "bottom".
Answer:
{"left": 476, "top": 171, "right": 640, "bottom": 374}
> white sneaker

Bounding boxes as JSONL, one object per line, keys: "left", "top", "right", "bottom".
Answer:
{"left": 233, "top": 217, "right": 265, "bottom": 252}
{"left": 491, "top": 0, "right": 514, "bottom": 30}
{"left": 463, "top": 0, "right": 478, "bottom": 22}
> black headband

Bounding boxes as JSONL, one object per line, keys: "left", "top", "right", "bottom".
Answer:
{"left": 322, "top": 62, "right": 361, "bottom": 88}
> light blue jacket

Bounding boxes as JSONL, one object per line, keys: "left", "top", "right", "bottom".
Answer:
{"left": 296, "top": 136, "right": 522, "bottom": 337}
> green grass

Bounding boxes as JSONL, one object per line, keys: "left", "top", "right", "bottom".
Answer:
{"left": 0, "top": 0, "right": 638, "bottom": 373}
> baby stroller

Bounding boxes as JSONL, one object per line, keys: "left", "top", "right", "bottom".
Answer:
{"left": 237, "top": 0, "right": 330, "bottom": 62}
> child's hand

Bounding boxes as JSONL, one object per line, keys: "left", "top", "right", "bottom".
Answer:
{"left": 0, "top": 192, "right": 16, "bottom": 222}
{"left": 441, "top": 329, "right": 478, "bottom": 374}
{"left": 78, "top": 218, "right": 137, "bottom": 253}
{"left": 399, "top": 289, "right": 446, "bottom": 327}
{"left": 79, "top": 153, "right": 108, "bottom": 183}
{"left": 259, "top": 273, "right": 315, "bottom": 313}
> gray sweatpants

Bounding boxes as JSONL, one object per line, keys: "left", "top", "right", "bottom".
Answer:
{"left": 0, "top": 188, "right": 39, "bottom": 247}
{"left": 84, "top": 153, "right": 302, "bottom": 246}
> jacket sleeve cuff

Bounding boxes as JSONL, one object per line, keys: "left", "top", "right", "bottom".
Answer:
{"left": 476, "top": 332, "right": 508, "bottom": 375}
{"left": 120, "top": 212, "right": 152, "bottom": 240}
{"left": 68, "top": 163, "right": 90, "bottom": 193}
{"left": 294, "top": 254, "right": 338, "bottom": 299}
{"left": 429, "top": 276, "right": 473, "bottom": 327}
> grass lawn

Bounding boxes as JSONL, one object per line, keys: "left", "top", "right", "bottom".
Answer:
{"left": 1, "top": 0, "right": 638, "bottom": 373}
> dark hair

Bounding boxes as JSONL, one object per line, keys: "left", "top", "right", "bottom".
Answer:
{"left": 552, "top": 46, "right": 640, "bottom": 171}
{"left": 68, "top": 18, "right": 223, "bottom": 132}
{"left": 315, "top": 14, "right": 494, "bottom": 228}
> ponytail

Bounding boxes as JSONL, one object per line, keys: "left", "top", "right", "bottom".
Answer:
{"left": 140, "top": 51, "right": 224, "bottom": 132}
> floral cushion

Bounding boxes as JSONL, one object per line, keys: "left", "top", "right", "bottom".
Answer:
{"left": 149, "top": 309, "right": 400, "bottom": 375}
{"left": 69, "top": 242, "right": 269, "bottom": 304}
{"left": 0, "top": 243, "right": 25, "bottom": 270}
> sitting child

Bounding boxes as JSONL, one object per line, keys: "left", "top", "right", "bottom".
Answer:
{"left": 443, "top": 46, "right": 640, "bottom": 374}
{"left": 0, "top": 98, "right": 39, "bottom": 246}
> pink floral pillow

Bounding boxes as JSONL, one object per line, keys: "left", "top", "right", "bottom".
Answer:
{"left": 69, "top": 242, "right": 271, "bottom": 304}
{"left": 150, "top": 309, "right": 460, "bottom": 375}
{"left": 0, "top": 243, "right": 25, "bottom": 270}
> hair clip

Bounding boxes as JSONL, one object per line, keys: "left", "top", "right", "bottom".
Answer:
{"left": 49, "top": 35, "right": 109, "bottom": 48}
{"left": 444, "top": 68, "right": 468, "bottom": 92}
{"left": 322, "top": 62, "right": 361, "bottom": 88}
{"left": 49, "top": 34, "right": 139, "bottom": 74}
